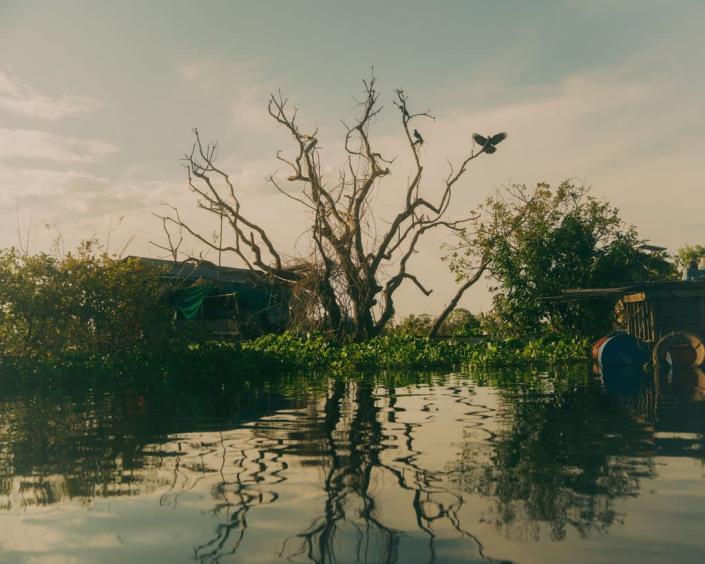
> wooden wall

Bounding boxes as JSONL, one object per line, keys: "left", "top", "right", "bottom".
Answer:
{"left": 622, "top": 290, "right": 705, "bottom": 342}
{"left": 622, "top": 293, "right": 656, "bottom": 343}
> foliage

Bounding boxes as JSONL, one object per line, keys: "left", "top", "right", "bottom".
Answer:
{"left": 0, "top": 241, "right": 588, "bottom": 372}
{"left": 0, "top": 242, "right": 174, "bottom": 359}
{"left": 447, "top": 181, "right": 676, "bottom": 338}
{"left": 390, "top": 308, "right": 482, "bottom": 337}
{"left": 676, "top": 244, "right": 705, "bottom": 270}
{"left": 240, "top": 332, "right": 589, "bottom": 372}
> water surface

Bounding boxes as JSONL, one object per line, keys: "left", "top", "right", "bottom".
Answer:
{"left": 1, "top": 366, "right": 704, "bottom": 563}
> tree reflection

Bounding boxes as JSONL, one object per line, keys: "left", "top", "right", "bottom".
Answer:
{"left": 448, "top": 367, "right": 656, "bottom": 541}
{"left": 6, "top": 365, "right": 705, "bottom": 562}
{"left": 0, "top": 369, "right": 296, "bottom": 509}
{"left": 279, "top": 379, "right": 400, "bottom": 563}
{"left": 188, "top": 367, "right": 705, "bottom": 561}
{"left": 193, "top": 437, "right": 285, "bottom": 563}
{"left": 277, "top": 378, "right": 494, "bottom": 564}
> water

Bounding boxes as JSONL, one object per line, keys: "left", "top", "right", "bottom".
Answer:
{"left": 1, "top": 365, "right": 705, "bottom": 563}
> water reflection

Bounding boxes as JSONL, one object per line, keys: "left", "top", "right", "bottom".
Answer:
{"left": 449, "top": 372, "right": 655, "bottom": 542}
{"left": 1, "top": 366, "right": 705, "bottom": 563}
{"left": 273, "top": 379, "right": 491, "bottom": 564}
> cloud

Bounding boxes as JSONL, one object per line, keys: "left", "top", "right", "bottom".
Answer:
{"left": 173, "top": 57, "right": 275, "bottom": 133}
{"left": 230, "top": 86, "right": 273, "bottom": 131}
{"left": 0, "top": 129, "right": 118, "bottom": 163}
{"left": 0, "top": 70, "right": 103, "bottom": 121}
{"left": 0, "top": 163, "right": 184, "bottom": 255}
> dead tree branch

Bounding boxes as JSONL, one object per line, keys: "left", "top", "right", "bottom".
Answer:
{"left": 156, "top": 75, "right": 504, "bottom": 338}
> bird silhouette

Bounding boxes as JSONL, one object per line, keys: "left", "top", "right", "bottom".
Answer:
{"left": 473, "top": 132, "right": 507, "bottom": 154}
{"left": 413, "top": 129, "right": 424, "bottom": 145}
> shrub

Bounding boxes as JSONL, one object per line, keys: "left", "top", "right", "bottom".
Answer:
{"left": 0, "top": 243, "right": 174, "bottom": 359}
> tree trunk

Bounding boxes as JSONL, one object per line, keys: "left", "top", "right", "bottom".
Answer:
{"left": 429, "top": 263, "right": 487, "bottom": 338}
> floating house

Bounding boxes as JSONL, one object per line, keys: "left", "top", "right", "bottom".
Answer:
{"left": 546, "top": 280, "right": 705, "bottom": 344}
{"left": 128, "top": 257, "right": 290, "bottom": 336}
{"left": 545, "top": 280, "right": 705, "bottom": 367}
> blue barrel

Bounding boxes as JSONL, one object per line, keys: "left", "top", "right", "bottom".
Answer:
{"left": 594, "top": 332, "right": 648, "bottom": 370}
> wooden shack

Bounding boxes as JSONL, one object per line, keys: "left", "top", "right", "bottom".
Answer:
{"left": 546, "top": 280, "right": 705, "bottom": 345}
{"left": 621, "top": 281, "right": 705, "bottom": 344}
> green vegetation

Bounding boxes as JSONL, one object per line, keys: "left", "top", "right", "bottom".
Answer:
{"left": 447, "top": 181, "right": 676, "bottom": 338}
{"left": 0, "top": 242, "right": 174, "bottom": 360}
{"left": 0, "top": 331, "right": 589, "bottom": 377}
{"left": 0, "top": 239, "right": 591, "bottom": 376}
{"left": 235, "top": 332, "right": 589, "bottom": 372}
{"left": 676, "top": 244, "right": 705, "bottom": 270}
{"left": 389, "top": 308, "right": 482, "bottom": 337}
{"left": 0, "top": 180, "right": 680, "bottom": 375}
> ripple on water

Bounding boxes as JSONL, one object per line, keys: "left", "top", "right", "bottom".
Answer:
{"left": 1, "top": 368, "right": 705, "bottom": 563}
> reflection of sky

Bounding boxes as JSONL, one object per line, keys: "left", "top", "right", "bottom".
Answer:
{"left": 1, "top": 375, "right": 705, "bottom": 562}
{"left": 1, "top": 1, "right": 705, "bottom": 315}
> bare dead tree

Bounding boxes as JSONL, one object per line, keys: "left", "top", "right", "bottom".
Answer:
{"left": 150, "top": 213, "right": 184, "bottom": 263}
{"left": 157, "top": 75, "right": 501, "bottom": 339}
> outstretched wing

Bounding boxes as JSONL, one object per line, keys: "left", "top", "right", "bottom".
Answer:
{"left": 472, "top": 133, "right": 488, "bottom": 146}
{"left": 489, "top": 132, "right": 507, "bottom": 145}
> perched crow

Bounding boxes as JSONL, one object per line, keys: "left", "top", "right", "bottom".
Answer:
{"left": 413, "top": 129, "right": 424, "bottom": 145}
{"left": 473, "top": 132, "right": 507, "bottom": 154}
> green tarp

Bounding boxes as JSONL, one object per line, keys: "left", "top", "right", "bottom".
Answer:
{"left": 170, "top": 283, "right": 214, "bottom": 320}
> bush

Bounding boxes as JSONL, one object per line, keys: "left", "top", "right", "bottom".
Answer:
{"left": 0, "top": 243, "right": 174, "bottom": 359}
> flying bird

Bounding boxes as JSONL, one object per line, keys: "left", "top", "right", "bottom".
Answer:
{"left": 413, "top": 129, "right": 424, "bottom": 145}
{"left": 473, "top": 132, "right": 507, "bottom": 154}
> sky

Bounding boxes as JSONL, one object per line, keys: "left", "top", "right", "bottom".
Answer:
{"left": 1, "top": 0, "right": 704, "bottom": 315}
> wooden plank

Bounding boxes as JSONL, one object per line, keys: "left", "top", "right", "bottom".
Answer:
{"left": 625, "top": 301, "right": 636, "bottom": 335}
{"left": 652, "top": 299, "right": 662, "bottom": 340}
{"left": 647, "top": 301, "right": 656, "bottom": 342}
{"left": 640, "top": 302, "right": 647, "bottom": 341}
{"left": 623, "top": 292, "right": 647, "bottom": 303}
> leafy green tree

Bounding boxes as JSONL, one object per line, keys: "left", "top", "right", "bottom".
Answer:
{"left": 446, "top": 181, "right": 676, "bottom": 338}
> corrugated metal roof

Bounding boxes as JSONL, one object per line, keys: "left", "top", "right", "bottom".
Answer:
{"left": 541, "top": 280, "right": 705, "bottom": 302}
{"left": 126, "top": 256, "right": 269, "bottom": 285}
{"left": 540, "top": 287, "right": 635, "bottom": 302}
